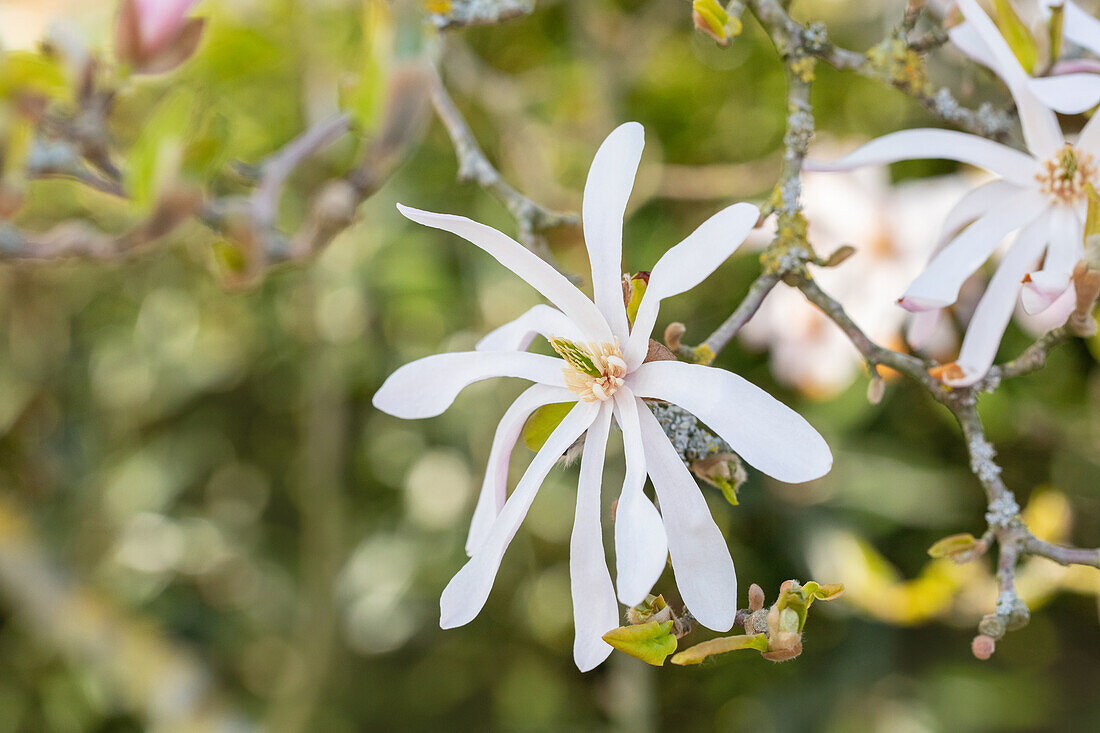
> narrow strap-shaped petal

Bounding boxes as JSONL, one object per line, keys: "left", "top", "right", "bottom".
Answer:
{"left": 440, "top": 400, "right": 600, "bottom": 628}
{"left": 899, "top": 191, "right": 1048, "bottom": 311}
{"left": 624, "top": 202, "right": 761, "bottom": 368}
{"left": 1061, "top": 0, "right": 1100, "bottom": 58}
{"left": 467, "top": 384, "right": 577, "bottom": 556}
{"left": 373, "top": 351, "right": 566, "bottom": 419}
{"left": 906, "top": 308, "right": 946, "bottom": 350}
{"left": 635, "top": 400, "right": 737, "bottom": 632}
{"left": 627, "top": 361, "right": 832, "bottom": 483}
{"left": 1017, "top": 281, "right": 1076, "bottom": 335}
{"left": 936, "top": 180, "right": 1022, "bottom": 249}
{"left": 946, "top": 217, "right": 1051, "bottom": 386}
{"left": 612, "top": 388, "right": 669, "bottom": 607}
{"left": 397, "top": 204, "right": 612, "bottom": 341}
{"left": 570, "top": 404, "right": 618, "bottom": 672}
{"left": 805, "top": 129, "right": 1037, "bottom": 186}
{"left": 1078, "top": 105, "right": 1100, "bottom": 157}
{"left": 956, "top": 0, "right": 1063, "bottom": 158}
{"left": 1029, "top": 73, "right": 1100, "bottom": 115}
{"left": 583, "top": 122, "right": 645, "bottom": 341}
{"left": 475, "top": 305, "right": 583, "bottom": 352}
{"left": 1020, "top": 206, "right": 1082, "bottom": 314}
{"left": 948, "top": 21, "right": 1000, "bottom": 71}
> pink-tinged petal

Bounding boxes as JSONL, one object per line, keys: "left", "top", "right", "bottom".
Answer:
{"left": 1029, "top": 74, "right": 1100, "bottom": 115}
{"left": 440, "top": 400, "right": 600, "bottom": 629}
{"left": 956, "top": 0, "right": 1063, "bottom": 157}
{"left": 1017, "top": 282, "right": 1076, "bottom": 335}
{"left": 397, "top": 204, "right": 611, "bottom": 341}
{"left": 623, "top": 202, "right": 760, "bottom": 368}
{"left": 937, "top": 180, "right": 1022, "bottom": 248}
{"left": 467, "top": 384, "right": 577, "bottom": 556}
{"left": 948, "top": 21, "right": 1000, "bottom": 71}
{"left": 1021, "top": 206, "right": 1082, "bottom": 313}
{"left": 136, "top": 0, "right": 199, "bottom": 50}
{"left": 946, "top": 217, "right": 1050, "bottom": 386}
{"left": 373, "top": 351, "right": 566, "bottom": 420}
{"left": 627, "top": 361, "right": 832, "bottom": 483}
{"left": 635, "top": 401, "right": 736, "bottom": 631}
{"left": 1061, "top": 0, "right": 1100, "bottom": 59}
{"left": 1051, "top": 59, "right": 1100, "bottom": 76}
{"left": 570, "top": 404, "right": 618, "bottom": 672}
{"left": 583, "top": 122, "right": 644, "bottom": 341}
{"left": 900, "top": 192, "right": 1048, "bottom": 310}
{"left": 805, "top": 130, "right": 1037, "bottom": 186}
{"left": 906, "top": 308, "right": 946, "bottom": 349}
{"left": 612, "top": 388, "right": 669, "bottom": 607}
{"left": 475, "top": 305, "right": 582, "bottom": 352}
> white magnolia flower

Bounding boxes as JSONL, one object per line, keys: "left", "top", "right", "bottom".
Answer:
{"left": 742, "top": 168, "right": 971, "bottom": 397}
{"left": 808, "top": 0, "right": 1094, "bottom": 386}
{"left": 950, "top": 0, "right": 1100, "bottom": 114}
{"left": 373, "top": 123, "right": 833, "bottom": 672}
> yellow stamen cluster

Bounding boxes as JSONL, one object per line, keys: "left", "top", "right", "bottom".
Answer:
{"left": 555, "top": 338, "right": 628, "bottom": 402}
{"left": 1037, "top": 144, "right": 1096, "bottom": 204}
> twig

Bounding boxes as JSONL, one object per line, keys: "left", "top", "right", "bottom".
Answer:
{"left": 701, "top": 272, "right": 780, "bottom": 356}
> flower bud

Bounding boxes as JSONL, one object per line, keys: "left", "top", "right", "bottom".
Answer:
{"left": 971, "top": 634, "right": 996, "bottom": 660}
{"left": 748, "top": 583, "right": 765, "bottom": 612}
{"left": 978, "top": 613, "right": 1005, "bottom": 639}
{"left": 663, "top": 322, "right": 686, "bottom": 351}
{"left": 115, "top": 0, "right": 204, "bottom": 75}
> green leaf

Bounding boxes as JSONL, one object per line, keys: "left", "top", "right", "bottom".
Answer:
{"left": 602, "top": 621, "right": 677, "bottom": 666}
{"left": 521, "top": 402, "right": 574, "bottom": 451}
{"left": 1084, "top": 183, "right": 1100, "bottom": 241}
{"left": 993, "top": 0, "right": 1039, "bottom": 74}
{"left": 670, "top": 633, "right": 768, "bottom": 665}
{"left": 1049, "top": 2, "right": 1065, "bottom": 63}
{"left": 805, "top": 582, "right": 845, "bottom": 601}
{"left": 625, "top": 273, "right": 647, "bottom": 326}
{"left": 126, "top": 88, "right": 199, "bottom": 210}
{"left": 0, "top": 52, "right": 70, "bottom": 101}
{"left": 927, "top": 532, "right": 980, "bottom": 561}
{"left": 548, "top": 337, "right": 600, "bottom": 377}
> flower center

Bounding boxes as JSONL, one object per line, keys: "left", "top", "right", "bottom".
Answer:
{"left": 549, "top": 336, "right": 628, "bottom": 402}
{"left": 1036, "top": 144, "right": 1096, "bottom": 204}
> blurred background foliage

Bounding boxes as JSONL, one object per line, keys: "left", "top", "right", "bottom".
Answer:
{"left": 0, "top": 0, "right": 1098, "bottom": 730}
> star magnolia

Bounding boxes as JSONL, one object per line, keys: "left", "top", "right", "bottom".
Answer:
{"left": 949, "top": 0, "right": 1100, "bottom": 114}
{"left": 807, "top": 0, "right": 1095, "bottom": 387}
{"left": 134, "top": 0, "right": 200, "bottom": 51}
{"left": 741, "top": 168, "right": 971, "bottom": 397}
{"left": 373, "top": 122, "right": 833, "bottom": 672}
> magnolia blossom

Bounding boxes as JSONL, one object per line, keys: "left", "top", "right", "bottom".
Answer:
{"left": 373, "top": 123, "right": 832, "bottom": 671}
{"left": 116, "top": 0, "right": 203, "bottom": 74}
{"left": 741, "top": 168, "right": 970, "bottom": 397}
{"left": 808, "top": 0, "right": 1093, "bottom": 386}
{"left": 950, "top": 0, "right": 1100, "bottom": 114}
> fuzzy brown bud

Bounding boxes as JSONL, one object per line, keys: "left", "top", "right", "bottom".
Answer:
{"left": 748, "top": 583, "right": 765, "bottom": 612}
{"left": 664, "top": 322, "right": 686, "bottom": 351}
{"left": 971, "top": 634, "right": 996, "bottom": 660}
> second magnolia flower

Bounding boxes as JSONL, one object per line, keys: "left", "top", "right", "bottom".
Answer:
{"left": 373, "top": 122, "right": 833, "bottom": 672}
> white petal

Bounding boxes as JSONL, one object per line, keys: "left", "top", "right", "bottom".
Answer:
{"left": 1078, "top": 107, "right": 1100, "bottom": 157}
{"left": 956, "top": 0, "right": 1063, "bottom": 158}
{"left": 570, "top": 404, "right": 618, "bottom": 672}
{"left": 612, "top": 387, "right": 669, "bottom": 607}
{"left": 947, "top": 217, "right": 1051, "bottom": 386}
{"left": 1021, "top": 206, "right": 1082, "bottom": 314}
{"left": 900, "top": 191, "right": 1047, "bottom": 310}
{"left": 627, "top": 361, "right": 832, "bottom": 483}
{"left": 467, "top": 384, "right": 577, "bottom": 556}
{"left": 397, "top": 204, "right": 611, "bottom": 341}
{"left": 1029, "top": 74, "right": 1100, "bottom": 115}
{"left": 476, "top": 305, "right": 583, "bottom": 352}
{"left": 948, "top": 21, "right": 1000, "bottom": 71}
{"left": 439, "top": 400, "right": 599, "bottom": 628}
{"left": 906, "top": 308, "right": 946, "bottom": 349}
{"left": 623, "top": 202, "right": 760, "bottom": 368}
{"left": 583, "top": 122, "right": 645, "bottom": 341}
{"left": 937, "top": 180, "right": 1022, "bottom": 248}
{"left": 1017, "top": 282, "right": 1076, "bottom": 334}
{"left": 636, "top": 400, "right": 736, "bottom": 631}
{"left": 373, "top": 351, "right": 566, "bottom": 419}
{"left": 1062, "top": 0, "right": 1100, "bottom": 58}
{"left": 805, "top": 129, "right": 1037, "bottom": 186}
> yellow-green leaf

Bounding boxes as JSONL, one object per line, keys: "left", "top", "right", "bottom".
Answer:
{"left": 1084, "top": 183, "right": 1100, "bottom": 241}
{"left": 807, "top": 582, "right": 845, "bottom": 601}
{"left": 994, "top": 0, "right": 1039, "bottom": 74}
{"left": 692, "top": 0, "right": 729, "bottom": 42}
{"left": 0, "top": 51, "right": 70, "bottom": 101}
{"left": 625, "top": 273, "right": 647, "bottom": 326}
{"left": 927, "top": 533, "right": 979, "bottom": 559}
{"left": 670, "top": 633, "right": 768, "bottom": 665}
{"left": 521, "top": 401, "right": 574, "bottom": 451}
{"left": 603, "top": 621, "right": 677, "bottom": 666}
{"left": 1049, "top": 2, "right": 1065, "bottom": 62}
